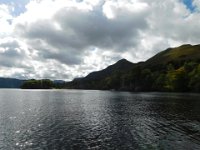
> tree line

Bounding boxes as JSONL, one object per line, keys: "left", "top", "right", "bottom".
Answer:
{"left": 20, "top": 61, "right": 200, "bottom": 92}
{"left": 21, "top": 79, "right": 54, "bottom": 89}
{"left": 65, "top": 61, "right": 200, "bottom": 92}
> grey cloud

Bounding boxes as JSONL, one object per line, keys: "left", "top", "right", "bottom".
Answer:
{"left": 55, "top": 6, "right": 148, "bottom": 51}
{"left": 39, "top": 48, "right": 82, "bottom": 65}
{"left": 26, "top": 39, "right": 83, "bottom": 65}
{"left": 0, "top": 40, "right": 19, "bottom": 50}
{"left": 0, "top": 40, "right": 26, "bottom": 68}
{"left": 14, "top": 4, "right": 149, "bottom": 65}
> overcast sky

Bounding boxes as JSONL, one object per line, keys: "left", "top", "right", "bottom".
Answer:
{"left": 0, "top": 0, "right": 200, "bottom": 80}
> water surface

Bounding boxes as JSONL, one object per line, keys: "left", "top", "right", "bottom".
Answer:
{"left": 0, "top": 89, "right": 200, "bottom": 149}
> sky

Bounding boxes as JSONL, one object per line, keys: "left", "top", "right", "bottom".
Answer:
{"left": 0, "top": 0, "right": 200, "bottom": 80}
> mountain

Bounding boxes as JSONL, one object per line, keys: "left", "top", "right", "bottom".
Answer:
{"left": 0, "top": 77, "right": 24, "bottom": 88}
{"left": 53, "top": 80, "right": 65, "bottom": 84}
{"left": 83, "top": 59, "right": 135, "bottom": 81}
{"left": 65, "top": 44, "right": 200, "bottom": 92}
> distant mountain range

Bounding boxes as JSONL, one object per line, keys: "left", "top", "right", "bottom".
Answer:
{"left": 0, "top": 78, "right": 24, "bottom": 88}
{"left": 65, "top": 44, "right": 200, "bottom": 92}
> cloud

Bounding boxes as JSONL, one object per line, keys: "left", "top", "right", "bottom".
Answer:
{"left": 13, "top": 0, "right": 149, "bottom": 66}
{"left": 0, "top": 4, "right": 13, "bottom": 36}
{"left": 0, "top": 39, "right": 25, "bottom": 67}
{"left": 1, "top": 0, "right": 200, "bottom": 80}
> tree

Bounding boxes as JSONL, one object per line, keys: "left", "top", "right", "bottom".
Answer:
{"left": 140, "top": 69, "right": 153, "bottom": 91}
{"left": 189, "top": 64, "right": 200, "bottom": 92}
{"left": 165, "top": 67, "right": 188, "bottom": 92}
{"left": 153, "top": 73, "right": 166, "bottom": 91}
{"left": 21, "top": 79, "right": 54, "bottom": 89}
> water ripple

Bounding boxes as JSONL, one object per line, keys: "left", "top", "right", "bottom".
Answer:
{"left": 0, "top": 90, "right": 199, "bottom": 149}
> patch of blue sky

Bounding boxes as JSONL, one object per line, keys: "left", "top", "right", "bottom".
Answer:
{"left": 0, "top": 0, "right": 30, "bottom": 16}
{"left": 182, "top": 0, "right": 196, "bottom": 12}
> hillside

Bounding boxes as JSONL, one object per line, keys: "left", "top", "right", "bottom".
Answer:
{"left": 0, "top": 78, "right": 24, "bottom": 88}
{"left": 145, "top": 44, "right": 200, "bottom": 67}
{"left": 84, "top": 59, "right": 135, "bottom": 81}
{"left": 65, "top": 44, "right": 200, "bottom": 92}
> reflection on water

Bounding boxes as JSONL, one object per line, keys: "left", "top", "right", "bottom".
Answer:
{"left": 0, "top": 89, "right": 200, "bottom": 149}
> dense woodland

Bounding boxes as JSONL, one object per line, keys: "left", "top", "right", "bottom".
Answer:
{"left": 64, "top": 61, "right": 200, "bottom": 92}
{"left": 21, "top": 79, "right": 54, "bottom": 89}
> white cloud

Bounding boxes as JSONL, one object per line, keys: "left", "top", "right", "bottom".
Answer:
{"left": 103, "top": 0, "right": 149, "bottom": 19}
{"left": 0, "top": 4, "right": 13, "bottom": 36}
{"left": 193, "top": 0, "right": 200, "bottom": 10}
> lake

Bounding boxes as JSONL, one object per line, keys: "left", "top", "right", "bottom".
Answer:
{"left": 0, "top": 89, "right": 199, "bottom": 149}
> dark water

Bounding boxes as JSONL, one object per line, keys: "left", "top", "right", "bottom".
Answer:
{"left": 0, "top": 89, "right": 200, "bottom": 150}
